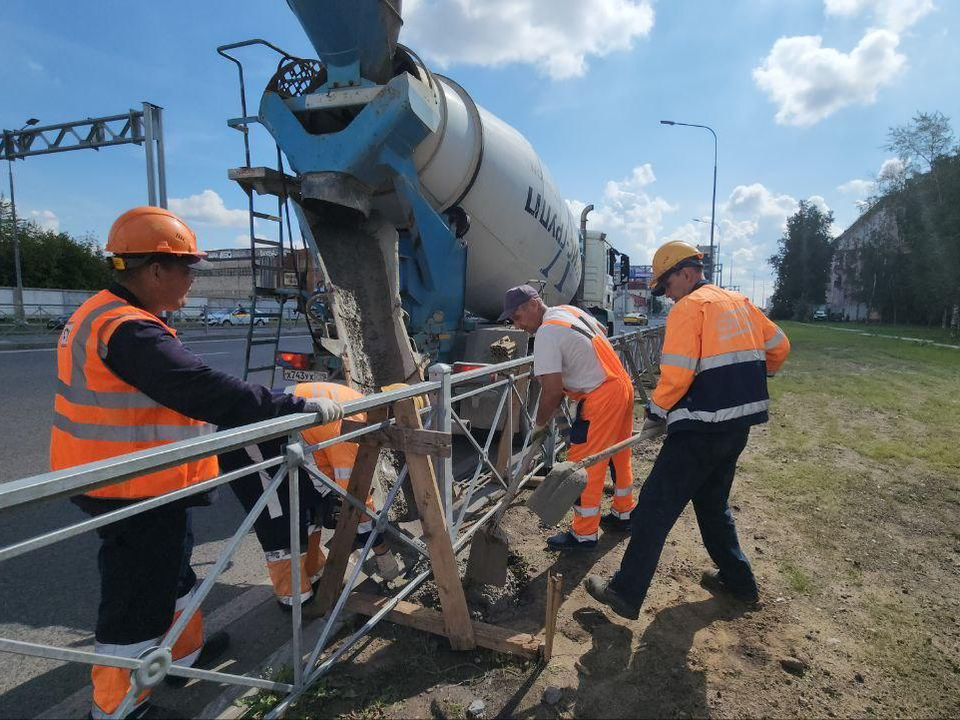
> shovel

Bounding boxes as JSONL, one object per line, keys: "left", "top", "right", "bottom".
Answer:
{"left": 465, "top": 431, "right": 547, "bottom": 586}
{"left": 526, "top": 423, "right": 665, "bottom": 526}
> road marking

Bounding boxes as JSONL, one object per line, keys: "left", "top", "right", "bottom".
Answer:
{"left": 819, "top": 325, "right": 960, "bottom": 350}
{"left": 198, "top": 352, "right": 231, "bottom": 357}
{"left": 0, "top": 347, "right": 56, "bottom": 354}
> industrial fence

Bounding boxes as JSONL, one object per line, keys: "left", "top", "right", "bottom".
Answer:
{"left": 0, "top": 327, "right": 663, "bottom": 719}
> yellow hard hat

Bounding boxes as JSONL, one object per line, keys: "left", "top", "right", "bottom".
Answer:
{"left": 649, "top": 240, "right": 704, "bottom": 296}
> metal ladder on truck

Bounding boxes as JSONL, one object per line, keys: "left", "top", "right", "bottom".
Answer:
{"left": 219, "top": 41, "right": 313, "bottom": 387}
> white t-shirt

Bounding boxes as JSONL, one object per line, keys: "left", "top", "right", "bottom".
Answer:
{"left": 533, "top": 307, "right": 607, "bottom": 393}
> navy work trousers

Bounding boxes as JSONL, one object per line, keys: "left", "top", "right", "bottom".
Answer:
{"left": 609, "top": 426, "right": 758, "bottom": 607}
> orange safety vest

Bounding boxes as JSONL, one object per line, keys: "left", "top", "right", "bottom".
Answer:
{"left": 50, "top": 290, "right": 218, "bottom": 499}
{"left": 651, "top": 283, "right": 790, "bottom": 433}
{"left": 540, "top": 305, "right": 632, "bottom": 401}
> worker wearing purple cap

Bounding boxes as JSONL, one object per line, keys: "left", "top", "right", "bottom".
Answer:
{"left": 499, "top": 285, "right": 635, "bottom": 551}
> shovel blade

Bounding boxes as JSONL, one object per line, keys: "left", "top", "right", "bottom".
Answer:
{"left": 526, "top": 463, "right": 588, "bottom": 526}
{"left": 465, "top": 528, "right": 510, "bottom": 587}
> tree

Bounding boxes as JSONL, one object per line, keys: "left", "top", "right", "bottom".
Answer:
{"left": 0, "top": 196, "right": 111, "bottom": 291}
{"left": 885, "top": 111, "right": 957, "bottom": 204}
{"left": 768, "top": 201, "right": 835, "bottom": 321}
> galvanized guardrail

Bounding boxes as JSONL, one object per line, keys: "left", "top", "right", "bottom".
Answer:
{"left": 0, "top": 327, "right": 663, "bottom": 719}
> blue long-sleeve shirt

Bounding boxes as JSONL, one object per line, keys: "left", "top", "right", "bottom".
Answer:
{"left": 102, "top": 284, "right": 307, "bottom": 428}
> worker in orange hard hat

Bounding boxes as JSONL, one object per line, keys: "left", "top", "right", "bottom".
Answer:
{"left": 51, "top": 206, "right": 344, "bottom": 719}
{"left": 584, "top": 239, "right": 791, "bottom": 621}
{"left": 501, "top": 284, "right": 636, "bottom": 552}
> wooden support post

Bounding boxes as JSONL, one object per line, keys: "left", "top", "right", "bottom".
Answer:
{"left": 345, "top": 593, "right": 540, "bottom": 659}
{"left": 393, "top": 397, "right": 476, "bottom": 651}
{"left": 312, "top": 406, "right": 390, "bottom": 615}
{"left": 543, "top": 572, "right": 562, "bottom": 662}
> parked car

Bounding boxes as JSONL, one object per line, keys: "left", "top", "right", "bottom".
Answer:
{"left": 207, "top": 308, "right": 268, "bottom": 326}
{"left": 812, "top": 308, "right": 828, "bottom": 321}
{"left": 623, "top": 313, "right": 648, "bottom": 326}
{"left": 46, "top": 315, "right": 70, "bottom": 330}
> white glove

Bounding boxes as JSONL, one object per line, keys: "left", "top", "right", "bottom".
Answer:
{"left": 642, "top": 403, "right": 666, "bottom": 432}
{"left": 303, "top": 397, "right": 343, "bottom": 424}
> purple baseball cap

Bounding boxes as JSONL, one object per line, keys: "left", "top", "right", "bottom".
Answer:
{"left": 498, "top": 284, "right": 540, "bottom": 321}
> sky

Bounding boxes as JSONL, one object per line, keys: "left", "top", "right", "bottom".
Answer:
{"left": 1, "top": 0, "right": 957, "bottom": 306}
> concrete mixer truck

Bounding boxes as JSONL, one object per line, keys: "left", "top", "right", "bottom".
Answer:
{"left": 218, "top": 0, "right": 629, "bottom": 396}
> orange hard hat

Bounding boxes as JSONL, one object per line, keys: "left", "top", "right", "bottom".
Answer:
{"left": 106, "top": 206, "right": 206, "bottom": 259}
{"left": 649, "top": 240, "right": 704, "bottom": 296}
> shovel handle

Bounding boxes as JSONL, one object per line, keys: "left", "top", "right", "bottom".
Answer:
{"left": 572, "top": 424, "right": 665, "bottom": 473}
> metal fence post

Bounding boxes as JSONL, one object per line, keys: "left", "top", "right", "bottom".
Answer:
{"left": 286, "top": 435, "right": 304, "bottom": 690}
{"left": 428, "top": 363, "right": 454, "bottom": 536}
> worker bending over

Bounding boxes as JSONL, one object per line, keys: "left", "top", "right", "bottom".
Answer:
{"left": 222, "top": 382, "right": 399, "bottom": 608}
{"left": 501, "top": 284, "right": 635, "bottom": 551}
{"left": 50, "top": 207, "right": 342, "bottom": 720}
{"left": 585, "top": 240, "right": 790, "bottom": 619}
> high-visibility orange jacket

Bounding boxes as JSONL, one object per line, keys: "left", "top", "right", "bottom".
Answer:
{"left": 650, "top": 283, "right": 790, "bottom": 434}
{"left": 50, "top": 290, "right": 218, "bottom": 498}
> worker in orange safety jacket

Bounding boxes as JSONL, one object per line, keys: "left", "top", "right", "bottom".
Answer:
{"left": 584, "top": 240, "right": 791, "bottom": 620}
{"left": 51, "top": 206, "right": 343, "bottom": 719}
{"left": 222, "top": 382, "right": 400, "bottom": 608}
{"left": 500, "top": 284, "right": 635, "bottom": 552}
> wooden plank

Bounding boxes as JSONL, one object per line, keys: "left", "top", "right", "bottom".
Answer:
{"left": 543, "top": 573, "right": 562, "bottom": 662}
{"left": 339, "top": 420, "right": 452, "bottom": 457}
{"left": 312, "top": 405, "right": 389, "bottom": 615}
{"left": 345, "top": 593, "right": 540, "bottom": 659}
{"left": 393, "top": 397, "right": 476, "bottom": 651}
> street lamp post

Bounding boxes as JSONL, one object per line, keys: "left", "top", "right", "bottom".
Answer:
{"left": 4, "top": 118, "right": 39, "bottom": 326}
{"left": 692, "top": 217, "right": 722, "bottom": 284}
{"left": 662, "top": 120, "right": 718, "bottom": 283}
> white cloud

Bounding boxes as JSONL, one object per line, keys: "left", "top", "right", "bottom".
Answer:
{"left": 401, "top": 0, "right": 654, "bottom": 80}
{"left": 838, "top": 178, "right": 875, "bottom": 195}
{"left": 567, "top": 163, "right": 677, "bottom": 261}
{"left": 168, "top": 190, "right": 248, "bottom": 229}
{"left": 824, "top": 0, "right": 934, "bottom": 32}
{"left": 724, "top": 183, "right": 798, "bottom": 220}
{"left": 878, "top": 156, "right": 906, "bottom": 181}
{"left": 808, "top": 194, "right": 831, "bottom": 213}
{"left": 753, "top": 29, "right": 906, "bottom": 126}
{"left": 30, "top": 209, "right": 59, "bottom": 233}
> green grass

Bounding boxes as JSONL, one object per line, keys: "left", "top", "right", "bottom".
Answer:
{"left": 740, "top": 321, "right": 960, "bottom": 712}
{"left": 781, "top": 561, "right": 816, "bottom": 595}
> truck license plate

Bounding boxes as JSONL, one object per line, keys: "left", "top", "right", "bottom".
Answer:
{"left": 282, "top": 369, "right": 328, "bottom": 382}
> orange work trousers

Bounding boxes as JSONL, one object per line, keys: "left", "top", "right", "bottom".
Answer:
{"left": 567, "top": 374, "right": 635, "bottom": 541}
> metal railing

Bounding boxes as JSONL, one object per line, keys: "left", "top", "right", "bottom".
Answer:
{"left": 0, "top": 327, "right": 663, "bottom": 719}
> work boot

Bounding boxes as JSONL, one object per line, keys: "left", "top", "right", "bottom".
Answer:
{"left": 164, "top": 631, "right": 230, "bottom": 687}
{"left": 700, "top": 569, "right": 760, "bottom": 604}
{"left": 599, "top": 512, "right": 631, "bottom": 532}
{"left": 584, "top": 575, "right": 640, "bottom": 620}
{"left": 546, "top": 530, "right": 597, "bottom": 552}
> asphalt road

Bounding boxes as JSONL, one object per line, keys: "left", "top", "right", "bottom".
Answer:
{"left": 0, "top": 334, "right": 313, "bottom": 719}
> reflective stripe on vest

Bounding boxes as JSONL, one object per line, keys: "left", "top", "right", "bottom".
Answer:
{"left": 50, "top": 290, "right": 218, "bottom": 499}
